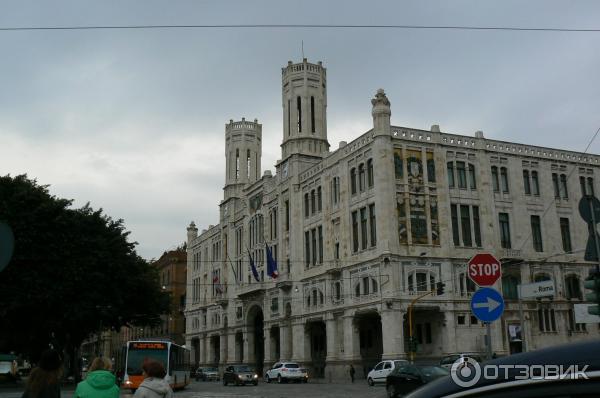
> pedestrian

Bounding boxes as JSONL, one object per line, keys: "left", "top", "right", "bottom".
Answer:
{"left": 73, "top": 357, "right": 119, "bottom": 398}
{"left": 349, "top": 364, "right": 355, "bottom": 383}
{"left": 133, "top": 360, "right": 173, "bottom": 398}
{"left": 21, "top": 349, "right": 62, "bottom": 398}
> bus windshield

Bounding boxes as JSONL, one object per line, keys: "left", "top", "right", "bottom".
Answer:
{"left": 127, "top": 342, "right": 169, "bottom": 376}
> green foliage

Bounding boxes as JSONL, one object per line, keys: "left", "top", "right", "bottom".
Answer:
{"left": 0, "top": 175, "right": 170, "bottom": 357}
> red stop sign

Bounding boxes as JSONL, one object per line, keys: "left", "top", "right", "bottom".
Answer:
{"left": 468, "top": 253, "right": 502, "bottom": 286}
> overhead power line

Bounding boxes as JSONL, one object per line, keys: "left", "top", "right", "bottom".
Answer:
{"left": 1, "top": 24, "right": 600, "bottom": 33}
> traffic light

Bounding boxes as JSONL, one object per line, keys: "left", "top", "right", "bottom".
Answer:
{"left": 584, "top": 269, "right": 600, "bottom": 316}
{"left": 436, "top": 282, "right": 446, "bottom": 296}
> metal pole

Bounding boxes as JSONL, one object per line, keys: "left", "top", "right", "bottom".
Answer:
{"left": 485, "top": 322, "right": 492, "bottom": 360}
{"left": 518, "top": 287, "right": 527, "bottom": 353}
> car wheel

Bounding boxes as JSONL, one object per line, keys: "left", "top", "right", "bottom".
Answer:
{"left": 265, "top": 374, "right": 270, "bottom": 383}
{"left": 277, "top": 374, "right": 282, "bottom": 384}
{"left": 368, "top": 377, "right": 374, "bottom": 386}
{"left": 223, "top": 378, "right": 227, "bottom": 386}
{"left": 387, "top": 384, "right": 396, "bottom": 398}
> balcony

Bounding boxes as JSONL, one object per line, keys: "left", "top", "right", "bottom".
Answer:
{"left": 326, "top": 260, "right": 342, "bottom": 276}
{"left": 237, "top": 282, "right": 267, "bottom": 298}
{"left": 276, "top": 274, "right": 293, "bottom": 290}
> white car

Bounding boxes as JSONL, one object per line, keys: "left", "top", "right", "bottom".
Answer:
{"left": 439, "top": 353, "right": 482, "bottom": 370}
{"left": 265, "top": 362, "right": 308, "bottom": 383}
{"left": 367, "top": 359, "right": 409, "bottom": 386}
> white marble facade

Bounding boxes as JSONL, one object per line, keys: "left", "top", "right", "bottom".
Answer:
{"left": 184, "top": 58, "right": 600, "bottom": 380}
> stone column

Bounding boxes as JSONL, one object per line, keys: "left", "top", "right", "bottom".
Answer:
{"left": 227, "top": 332, "right": 236, "bottom": 363}
{"left": 263, "top": 324, "right": 272, "bottom": 365}
{"left": 206, "top": 336, "right": 214, "bottom": 365}
{"left": 280, "top": 323, "right": 292, "bottom": 361}
{"left": 245, "top": 328, "right": 255, "bottom": 364}
{"left": 219, "top": 333, "right": 227, "bottom": 366}
{"left": 291, "top": 321, "right": 307, "bottom": 362}
{"left": 342, "top": 315, "right": 359, "bottom": 361}
{"left": 381, "top": 310, "right": 405, "bottom": 359}
{"left": 441, "top": 310, "right": 457, "bottom": 355}
{"left": 326, "top": 317, "right": 337, "bottom": 361}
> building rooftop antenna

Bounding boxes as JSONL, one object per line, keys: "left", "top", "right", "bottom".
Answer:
{"left": 301, "top": 40, "right": 304, "bottom": 59}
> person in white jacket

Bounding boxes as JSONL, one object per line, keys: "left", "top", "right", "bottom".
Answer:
{"left": 132, "top": 360, "right": 173, "bottom": 398}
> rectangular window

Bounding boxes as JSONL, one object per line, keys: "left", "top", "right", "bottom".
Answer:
{"left": 457, "top": 161, "right": 467, "bottom": 189}
{"left": 468, "top": 164, "right": 476, "bottom": 189}
{"left": 311, "top": 228, "right": 317, "bottom": 265}
{"left": 580, "top": 176, "right": 587, "bottom": 196}
{"left": 491, "top": 166, "right": 499, "bottom": 192}
{"left": 360, "top": 207, "right": 368, "bottom": 250}
{"left": 359, "top": 164, "right": 366, "bottom": 192}
{"left": 587, "top": 177, "right": 595, "bottom": 196}
{"left": 350, "top": 168, "right": 357, "bottom": 195}
{"left": 416, "top": 273, "right": 427, "bottom": 292}
{"left": 447, "top": 162, "right": 455, "bottom": 188}
{"left": 531, "top": 215, "right": 543, "bottom": 252}
{"left": 457, "top": 315, "right": 466, "bottom": 325}
{"left": 531, "top": 171, "right": 540, "bottom": 195}
{"left": 318, "top": 226, "right": 323, "bottom": 264}
{"left": 560, "top": 174, "right": 568, "bottom": 199}
{"left": 304, "top": 194, "right": 309, "bottom": 218}
{"left": 317, "top": 187, "right": 322, "bottom": 212}
{"left": 451, "top": 204, "right": 460, "bottom": 246}
{"left": 352, "top": 211, "right": 359, "bottom": 253}
{"left": 369, "top": 204, "right": 377, "bottom": 247}
{"left": 499, "top": 213, "right": 511, "bottom": 249}
{"left": 310, "top": 96, "right": 315, "bottom": 133}
{"left": 553, "top": 173, "right": 560, "bottom": 198}
{"left": 560, "top": 218, "right": 572, "bottom": 253}
{"left": 297, "top": 96, "right": 302, "bottom": 133}
{"left": 285, "top": 200, "right": 290, "bottom": 231}
{"left": 460, "top": 205, "right": 472, "bottom": 246}
{"left": 500, "top": 167, "right": 509, "bottom": 193}
{"left": 305, "top": 231, "right": 310, "bottom": 266}
{"left": 523, "top": 170, "right": 531, "bottom": 195}
{"left": 334, "top": 242, "right": 340, "bottom": 260}
{"left": 473, "top": 206, "right": 482, "bottom": 247}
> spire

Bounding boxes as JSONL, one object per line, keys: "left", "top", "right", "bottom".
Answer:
{"left": 371, "top": 88, "right": 391, "bottom": 136}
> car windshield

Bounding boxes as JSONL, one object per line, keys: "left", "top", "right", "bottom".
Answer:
{"left": 394, "top": 360, "right": 408, "bottom": 367}
{"left": 420, "top": 366, "right": 450, "bottom": 380}
{"left": 234, "top": 365, "right": 252, "bottom": 372}
{"left": 206, "top": 367, "right": 217, "bottom": 372}
{"left": 284, "top": 363, "right": 299, "bottom": 368}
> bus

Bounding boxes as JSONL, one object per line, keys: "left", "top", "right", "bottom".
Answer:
{"left": 122, "top": 340, "right": 190, "bottom": 391}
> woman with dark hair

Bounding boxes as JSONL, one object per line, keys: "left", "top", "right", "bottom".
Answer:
{"left": 21, "top": 349, "right": 62, "bottom": 398}
{"left": 132, "top": 359, "right": 173, "bottom": 398}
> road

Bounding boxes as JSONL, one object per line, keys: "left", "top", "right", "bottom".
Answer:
{"left": 0, "top": 380, "right": 388, "bottom": 398}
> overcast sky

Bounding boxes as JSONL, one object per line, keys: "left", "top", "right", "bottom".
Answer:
{"left": 1, "top": 0, "right": 599, "bottom": 260}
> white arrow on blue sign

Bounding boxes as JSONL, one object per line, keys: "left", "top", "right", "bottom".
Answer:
{"left": 471, "top": 287, "right": 505, "bottom": 323}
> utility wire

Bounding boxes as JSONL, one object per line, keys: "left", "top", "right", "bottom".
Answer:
{"left": 1, "top": 24, "right": 600, "bottom": 32}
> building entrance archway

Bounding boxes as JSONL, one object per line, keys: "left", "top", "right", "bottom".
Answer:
{"left": 356, "top": 312, "right": 382, "bottom": 378}
{"left": 246, "top": 305, "right": 264, "bottom": 374}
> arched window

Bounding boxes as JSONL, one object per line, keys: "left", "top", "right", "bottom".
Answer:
{"left": 312, "top": 289, "right": 317, "bottom": 306}
{"left": 502, "top": 274, "right": 520, "bottom": 300}
{"left": 362, "top": 277, "right": 370, "bottom": 295}
{"left": 358, "top": 163, "right": 365, "bottom": 192}
{"left": 565, "top": 275, "right": 582, "bottom": 300}
{"left": 307, "top": 296, "right": 311, "bottom": 307}
{"left": 350, "top": 168, "right": 357, "bottom": 194}
{"left": 367, "top": 159, "right": 374, "bottom": 188}
{"left": 334, "top": 282, "right": 342, "bottom": 301}
{"left": 319, "top": 291, "right": 324, "bottom": 305}
{"left": 355, "top": 283, "right": 361, "bottom": 297}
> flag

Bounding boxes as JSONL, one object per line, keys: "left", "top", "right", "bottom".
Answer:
{"left": 248, "top": 250, "right": 260, "bottom": 282}
{"left": 213, "top": 271, "right": 223, "bottom": 294}
{"left": 266, "top": 244, "right": 279, "bottom": 279}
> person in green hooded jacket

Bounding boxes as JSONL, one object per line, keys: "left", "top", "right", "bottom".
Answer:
{"left": 74, "top": 357, "right": 119, "bottom": 398}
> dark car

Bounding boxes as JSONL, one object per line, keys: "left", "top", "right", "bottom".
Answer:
{"left": 386, "top": 364, "right": 449, "bottom": 398}
{"left": 404, "top": 339, "right": 600, "bottom": 398}
{"left": 195, "top": 366, "right": 219, "bottom": 381}
{"left": 222, "top": 364, "right": 258, "bottom": 386}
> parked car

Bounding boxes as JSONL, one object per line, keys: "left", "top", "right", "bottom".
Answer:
{"left": 265, "top": 362, "right": 308, "bottom": 383}
{"left": 0, "top": 354, "right": 18, "bottom": 384}
{"left": 439, "top": 353, "right": 482, "bottom": 370}
{"left": 386, "top": 364, "right": 449, "bottom": 397}
{"left": 367, "top": 359, "right": 409, "bottom": 386}
{"left": 195, "top": 366, "right": 219, "bottom": 381}
{"left": 222, "top": 364, "right": 258, "bottom": 386}
{"left": 405, "top": 339, "right": 600, "bottom": 398}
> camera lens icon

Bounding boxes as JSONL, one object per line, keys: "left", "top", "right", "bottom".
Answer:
{"left": 450, "top": 357, "right": 481, "bottom": 388}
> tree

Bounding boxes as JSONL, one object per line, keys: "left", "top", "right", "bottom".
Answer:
{"left": 0, "top": 175, "right": 170, "bottom": 364}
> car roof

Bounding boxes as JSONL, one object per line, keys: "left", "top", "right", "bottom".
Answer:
{"left": 406, "top": 339, "right": 600, "bottom": 398}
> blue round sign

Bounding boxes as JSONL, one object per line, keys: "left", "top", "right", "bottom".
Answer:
{"left": 470, "top": 287, "right": 505, "bottom": 323}
{"left": 0, "top": 222, "right": 15, "bottom": 272}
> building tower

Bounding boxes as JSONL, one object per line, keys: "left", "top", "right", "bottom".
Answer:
{"left": 281, "top": 58, "right": 330, "bottom": 160}
{"left": 224, "top": 118, "right": 262, "bottom": 200}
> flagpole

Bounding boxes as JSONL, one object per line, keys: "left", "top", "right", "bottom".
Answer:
{"left": 226, "top": 254, "right": 239, "bottom": 285}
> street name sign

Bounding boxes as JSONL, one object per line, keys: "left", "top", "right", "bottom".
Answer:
{"left": 471, "top": 287, "right": 505, "bottom": 323}
{"left": 468, "top": 253, "right": 502, "bottom": 286}
{"left": 518, "top": 280, "right": 555, "bottom": 299}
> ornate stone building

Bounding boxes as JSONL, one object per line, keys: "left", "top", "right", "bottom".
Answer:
{"left": 184, "top": 58, "right": 600, "bottom": 379}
